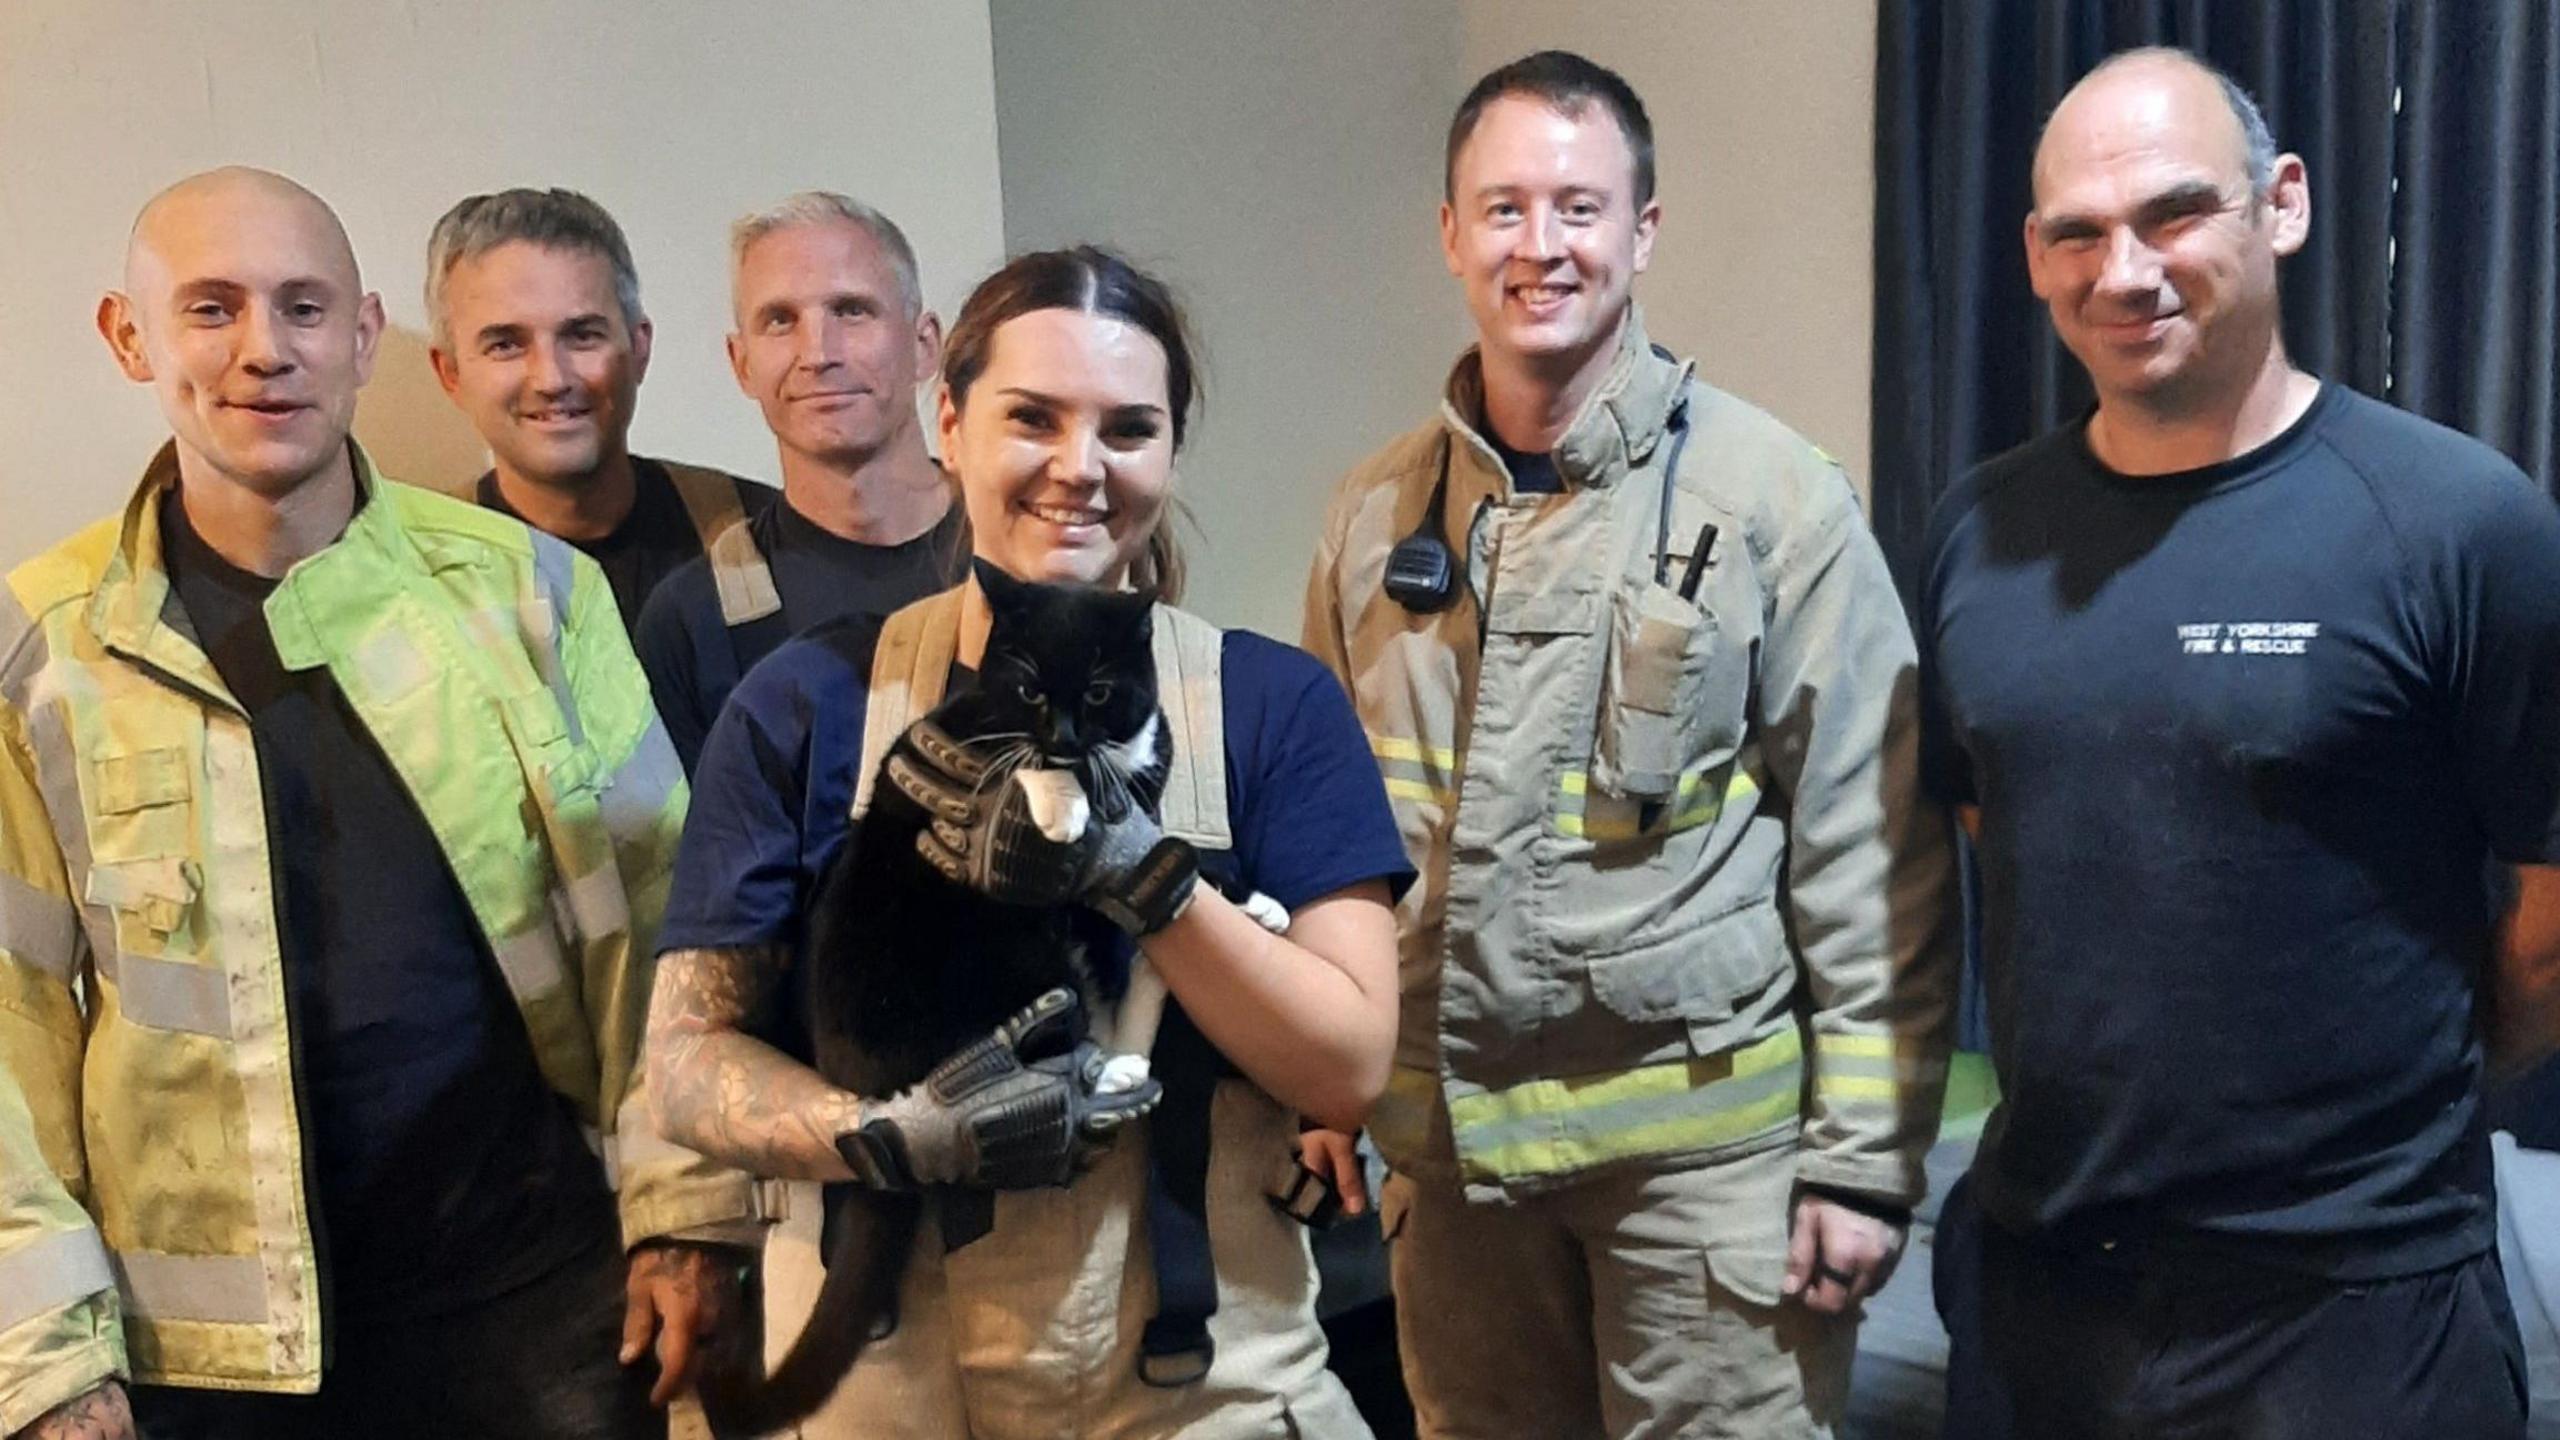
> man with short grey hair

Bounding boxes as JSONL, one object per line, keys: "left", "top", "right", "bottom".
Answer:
{"left": 634, "top": 190, "right": 964, "bottom": 771}
{"left": 427, "top": 187, "right": 774, "bottom": 630}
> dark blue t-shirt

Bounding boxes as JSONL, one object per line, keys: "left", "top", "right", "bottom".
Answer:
{"left": 162, "top": 493, "right": 608, "bottom": 1326}
{"left": 634, "top": 499, "right": 969, "bottom": 774}
{"left": 1917, "top": 383, "right": 2560, "bottom": 1278}
{"left": 661, "top": 615, "right": 1415, "bottom": 992}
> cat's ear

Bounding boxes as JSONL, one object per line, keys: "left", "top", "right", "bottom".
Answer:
{"left": 973, "top": 557, "right": 1025, "bottom": 608}
{"left": 1102, "top": 587, "right": 1155, "bottom": 638}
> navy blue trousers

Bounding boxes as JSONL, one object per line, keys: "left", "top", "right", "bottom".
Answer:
{"left": 1936, "top": 1176, "right": 2529, "bottom": 1440}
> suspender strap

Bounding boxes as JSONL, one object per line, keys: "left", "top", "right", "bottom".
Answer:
{"left": 1148, "top": 606, "right": 1231, "bottom": 849}
{"left": 1138, "top": 1000, "right": 1223, "bottom": 1387}
{"left": 663, "top": 462, "right": 783, "bottom": 627}
{"left": 852, "top": 586, "right": 970, "bottom": 820}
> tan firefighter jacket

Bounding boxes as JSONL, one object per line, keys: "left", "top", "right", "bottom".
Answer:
{"left": 1302, "top": 312, "right": 1958, "bottom": 1207}
{"left": 0, "top": 445, "right": 758, "bottom": 1427}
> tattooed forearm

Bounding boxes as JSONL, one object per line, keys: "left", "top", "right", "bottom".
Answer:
{"left": 20, "top": 1381, "right": 134, "bottom": 1440}
{"left": 647, "top": 946, "right": 867, "bottom": 1181}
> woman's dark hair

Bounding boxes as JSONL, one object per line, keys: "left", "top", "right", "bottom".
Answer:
{"left": 942, "top": 246, "right": 1199, "bottom": 603}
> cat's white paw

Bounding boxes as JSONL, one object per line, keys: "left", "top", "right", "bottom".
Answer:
{"left": 1238, "top": 889, "right": 1291, "bottom": 934}
{"left": 1093, "top": 1052, "right": 1153, "bottom": 1095}
{"left": 1013, "top": 768, "right": 1091, "bottom": 844}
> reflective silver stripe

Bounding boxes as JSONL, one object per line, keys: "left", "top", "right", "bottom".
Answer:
{"left": 110, "top": 952, "right": 231, "bottom": 1037}
{"left": 0, "top": 867, "right": 81, "bottom": 984}
{"left": 557, "top": 866, "right": 629, "bottom": 947}
{"left": 0, "top": 1227, "right": 115, "bottom": 1332}
{"left": 112, "top": 1249, "right": 269, "bottom": 1325}
{"left": 491, "top": 924, "right": 569, "bottom": 1001}
{"left": 596, "top": 717, "right": 681, "bottom": 844}
{"left": 1150, "top": 606, "right": 1232, "bottom": 848}
{"left": 348, "top": 625, "right": 435, "bottom": 699}
{"left": 526, "top": 535, "right": 587, "bottom": 749}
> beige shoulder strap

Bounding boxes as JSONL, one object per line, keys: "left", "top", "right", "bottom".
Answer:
{"left": 661, "top": 463, "right": 781, "bottom": 626}
{"left": 848, "top": 590, "right": 1231, "bottom": 848}
{"left": 1149, "top": 603, "right": 1231, "bottom": 848}
{"left": 851, "top": 586, "right": 968, "bottom": 819}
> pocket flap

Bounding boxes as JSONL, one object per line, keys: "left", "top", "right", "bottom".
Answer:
{"left": 1586, "top": 903, "right": 1786, "bottom": 1027}
{"left": 1485, "top": 586, "right": 1599, "bottom": 637}
{"left": 85, "top": 857, "right": 199, "bottom": 931}
{"left": 94, "top": 748, "right": 189, "bottom": 814}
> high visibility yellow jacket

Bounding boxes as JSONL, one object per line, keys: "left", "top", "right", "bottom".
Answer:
{"left": 0, "top": 445, "right": 756, "bottom": 1428}
{"left": 1302, "top": 314, "right": 1960, "bottom": 1208}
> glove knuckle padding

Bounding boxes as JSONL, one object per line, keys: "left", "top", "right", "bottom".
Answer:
{"left": 968, "top": 1078, "right": 1078, "bottom": 1188}
{"left": 923, "top": 1032, "right": 1026, "bottom": 1104}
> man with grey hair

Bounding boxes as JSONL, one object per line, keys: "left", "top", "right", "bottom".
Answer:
{"left": 427, "top": 187, "right": 774, "bottom": 630}
{"left": 634, "top": 191, "right": 963, "bottom": 771}
{"left": 1919, "top": 46, "right": 2558, "bottom": 1437}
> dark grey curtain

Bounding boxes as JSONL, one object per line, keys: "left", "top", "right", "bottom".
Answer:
{"left": 1873, "top": 1, "right": 2560, "bottom": 1121}
{"left": 1869, "top": 0, "right": 2415, "bottom": 593}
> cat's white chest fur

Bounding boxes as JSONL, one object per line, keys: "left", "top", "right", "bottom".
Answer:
{"left": 1011, "top": 769, "right": 1090, "bottom": 845}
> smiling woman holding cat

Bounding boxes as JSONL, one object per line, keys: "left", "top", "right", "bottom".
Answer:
{"left": 644, "top": 247, "right": 1409, "bottom": 1440}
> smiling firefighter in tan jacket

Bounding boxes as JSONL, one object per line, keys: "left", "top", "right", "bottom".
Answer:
{"left": 1302, "top": 53, "right": 1960, "bottom": 1439}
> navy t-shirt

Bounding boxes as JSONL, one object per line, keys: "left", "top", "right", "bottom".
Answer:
{"left": 472, "top": 456, "right": 774, "bottom": 633}
{"left": 162, "top": 492, "right": 609, "bottom": 1325}
{"left": 1917, "top": 382, "right": 2560, "bottom": 1278}
{"left": 634, "top": 499, "right": 968, "bottom": 774}
{"left": 660, "top": 615, "right": 1415, "bottom": 1015}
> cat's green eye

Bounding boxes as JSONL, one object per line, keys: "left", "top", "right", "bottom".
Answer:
{"left": 1084, "top": 682, "right": 1113, "bottom": 707}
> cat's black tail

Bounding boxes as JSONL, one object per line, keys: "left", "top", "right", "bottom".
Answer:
{"left": 698, "top": 1187, "right": 922, "bottom": 1439}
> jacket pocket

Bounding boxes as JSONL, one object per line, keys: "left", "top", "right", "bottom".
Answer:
{"left": 85, "top": 745, "right": 192, "bottom": 861}
{"left": 1590, "top": 583, "right": 1748, "bottom": 810}
{"left": 1585, "top": 901, "right": 1788, "bottom": 1058}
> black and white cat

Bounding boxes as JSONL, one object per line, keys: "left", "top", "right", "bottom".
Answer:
{"left": 698, "top": 564, "right": 1263, "bottom": 1435}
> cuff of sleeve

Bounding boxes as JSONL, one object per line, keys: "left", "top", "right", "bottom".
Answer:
{"left": 0, "top": 1336, "right": 126, "bottom": 1436}
{"left": 1796, "top": 1180, "right": 1914, "bottom": 1229}
{"left": 617, "top": 1171, "right": 767, "bottom": 1250}
{"left": 641, "top": 1218, "right": 768, "bottom": 1251}
{"left": 1792, "top": 1152, "right": 1926, "bottom": 1216}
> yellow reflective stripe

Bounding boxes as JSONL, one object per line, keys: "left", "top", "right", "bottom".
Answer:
{"left": 1451, "top": 1029, "right": 1805, "bottom": 1182}
{"left": 1815, "top": 1033, "right": 1897, "bottom": 1060}
{"left": 1556, "top": 766, "right": 1756, "bottom": 840}
{"left": 1446, "top": 1027, "right": 1801, "bottom": 1133}
{"left": 1368, "top": 734, "right": 1457, "bottom": 769}
{"left": 1812, "top": 1075, "right": 1902, "bottom": 1102}
{"left": 1382, "top": 776, "right": 1457, "bottom": 804}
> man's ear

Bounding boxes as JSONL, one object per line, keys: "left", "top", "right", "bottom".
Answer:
{"left": 2265, "top": 153, "right": 2312, "bottom": 259}
{"left": 2022, "top": 210, "right": 2054, "bottom": 302}
{"left": 630, "top": 314, "right": 655, "bottom": 385}
{"left": 429, "top": 341, "right": 462, "bottom": 400}
{"left": 726, "top": 330, "right": 752, "bottom": 395}
{"left": 1630, "top": 196, "right": 1662, "bottom": 274}
{"left": 352, "top": 292, "right": 385, "bottom": 388}
{"left": 912, "top": 307, "right": 943, "bottom": 382}
{"left": 1439, "top": 201, "right": 1463, "bottom": 279}
{"left": 97, "top": 292, "right": 153, "bottom": 382}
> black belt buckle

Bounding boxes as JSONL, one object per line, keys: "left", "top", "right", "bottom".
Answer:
{"left": 1267, "top": 1156, "right": 1346, "bottom": 1229}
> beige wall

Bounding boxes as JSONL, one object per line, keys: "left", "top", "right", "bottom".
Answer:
{"left": 0, "top": 0, "right": 1008, "bottom": 569}
{"left": 989, "top": 1, "right": 1470, "bottom": 638}
{"left": 1459, "top": 0, "right": 1878, "bottom": 488}
{"left": 991, "top": 0, "right": 1878, "bottom": 635}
